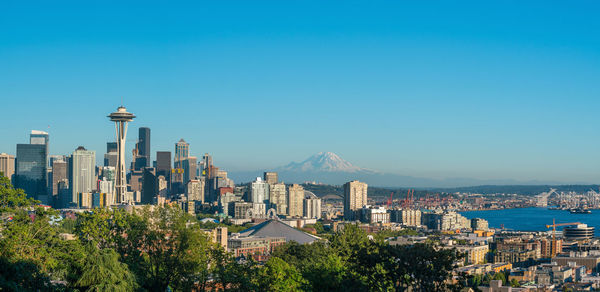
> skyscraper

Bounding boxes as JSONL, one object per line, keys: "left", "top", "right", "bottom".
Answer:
{"left": 202, "top": 153, "right": 213, "bottom": 177}
{"left": 182, "top": 156, "right": 197, "bottom": 184}
{"left": 287, "top": 184, "right": 304, "bottom": 217}
{"left": 343, "top": 180, "right": 368, "bottom": 221}
{"left": 156, "top": 151, "right": 171, "bottom": 175}
{"left": 138, "top": 127, "right": 150, "bottom": 168}
{"left": 51, "top": 159, "right": 68, "bottom": 204}
{"left": 104, "top": 142, "right": 118, "bottom": 167}
{"left": 141, "top": 167, "right": 157, "bottom": 204}
{"left": 15, "top": 143, "right": 47, "bottom": 203}
{"left": 250, "top": 177, "right": 270, "bottom": 206}
{"left": 174, "top": 139, "right": 189, "bottom": 169}
{"left": 108, "top": 106, "right": 135, "bottom": 204}
{"left": 303, "top": 192, "right": 322, "bottom": 219}
{"left": 264, "top": 172, "right": 278, "bottom": 185}
{"left": 0, "top": 153, "right": 15, "bottom": 182}
{"left": 186, "top": 179, "right": 204, "bottom": 203}
{"left": 269, "top": 183, "right": 287, "bottom": 215}
{"left": 70, "top": 146, "right": 95, "bottom": 206}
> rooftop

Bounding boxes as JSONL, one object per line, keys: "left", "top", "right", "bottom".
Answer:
{"left": 236, "top": 219, "right": 321, "bottom": 244}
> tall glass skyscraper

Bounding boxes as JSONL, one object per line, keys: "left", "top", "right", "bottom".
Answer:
{"left": 70, "top": 146, "right": 96, "bottom": 205}
{"left": 15, "top": 143, "right": 47, "bottom": 203}
{"left": 138, "top": 127, "right": 151, "bottom": 168}
{"left": 174, "top": 139, "right": 189, "bottom": 169}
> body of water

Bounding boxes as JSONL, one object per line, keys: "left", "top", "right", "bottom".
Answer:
{"left": 460, "top": 207, "right": 600, "bottom": 236}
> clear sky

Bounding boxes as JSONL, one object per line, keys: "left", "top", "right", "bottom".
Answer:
{"left": 1, "top": 1, "right": 599, "bottom": 183}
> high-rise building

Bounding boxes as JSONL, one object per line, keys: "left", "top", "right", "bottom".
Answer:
{"left": 303, "top": 192, "right": 322, "bottom": 219}
{"left": 104, "top": 142, "right": 118, "bottom": 168}
{"left": 138, "top": 127, "right": 150, "bottom": 168}
{"left": 141, "top": 167, "right": 157, "bottom": 204}
{"left": 0, "top": 153, "right": 15, "bottom": 182}
{"left": 15, "top": 143, "right": 47, "bottom": 203}
{"left": 269, "top": 183, "right": 287, "bottom": 215}
{"left": 174, "top": 139, "right": 189, "bottom": 169}
{"left": 30, "top": 130, "right": 49, "bottom": 146}
{"left": 343, "top": 180, "right": 368, "bottom": 221}
{"left": 250, "top": 177, "right": 270, "bottom": 206}
{"left": 287, "top": 184, "right": 304, "bottom": 217}
{"left": 182, "top": 156, "right": 197, "bottom": 184}
{"left": 106, "top": 142, "right": 118, "bottom": 153}
{"left": 186, "top": 179, "right": 204, "bottom": 203}
{"left": 51, "top": 159, "right": 68, "bottom": 205}
{"left": 70, "top": 146, "right": 96, "bottom": 206}
{"left": 202, "top": 153, "right": 212, "bottom": 177}
{"left": 156, "top": 151, "right": 171, "bottom": 176}
{"left": 264, "top": 172, "right": 278, "bottom": 185}
{"left": 108, "top": 106, "right": 135, "bottom": 204}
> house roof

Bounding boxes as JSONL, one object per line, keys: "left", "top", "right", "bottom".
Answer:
{"left": 237, "top": 219, "right": 321, "bottom": 244}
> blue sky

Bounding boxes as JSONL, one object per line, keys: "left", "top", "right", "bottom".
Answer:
{"left": 1, "top": 1, "right": 600, "bottom": 183}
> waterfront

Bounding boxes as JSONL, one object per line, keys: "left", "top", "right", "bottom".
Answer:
{"left": 460, "top": 207, "right": 600, "bottom": 236}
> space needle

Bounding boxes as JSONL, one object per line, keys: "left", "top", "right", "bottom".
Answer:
{"left": 108, "top": 106, "right": 135, "bottom": 204}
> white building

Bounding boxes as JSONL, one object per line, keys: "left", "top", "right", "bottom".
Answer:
{"left": 71, "top": 146, "right": 95, "bottom": 206}
{"left": 303, "top": 191, "right": 322, "bottom": 219}
{"left": 250, "top": 177, "right": 270, "bottom": 206}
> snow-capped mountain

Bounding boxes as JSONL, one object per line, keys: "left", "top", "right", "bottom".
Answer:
{"left": 277, "top": 152, "right": 371, "bottom": 173}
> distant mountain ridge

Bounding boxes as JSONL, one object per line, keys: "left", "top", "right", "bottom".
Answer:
{"left": 277, "top": 152, "right": 375, "bottom": 173}
{"left": 227, "top": 152, "right": 574, "bottom": 188}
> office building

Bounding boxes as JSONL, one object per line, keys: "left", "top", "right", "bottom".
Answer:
{"left": 359, "top": 206, "right": 390, "bottom": 224}
{"left": 422, "top": 211, "right": 469, "bottom": 231}
{"left": 201, "top": 153, "right": 213, "bottom": 177}
{"left": 174, "top": 139, "right": 189, "bottom": 169}
{"left": 182, "top": 156, "right": 197, "bottom": 184}
{"left": 30, "top": 130, "right": 49, "bottom": 146}
{"left": 186, "top": 179, "right": 204, "bottom": 203}
{"left": 15, "top": 143, "right": 47, "bottom": 203}
{"left": 106, "top": 142, "right": 117, "bottom": 153}
{"left": 564, "top": 224, "right": 595, "bottom": 241}
{"left": 70, "top": 147, "right": 96, "bottom": 206}
{"left": 390, "top": 209, "right": 422, "bottom": 226}
{"left": 250, "top": 177, "right": 270, "bottom": 206}
{"left": 156, "top": 151, "right": 171, "bottom": 177}
{"left": 219, "top": 192, "right": 241, "bottom": 217}
{"left": 104, "top": 142, "right": 118, "bottom": 167}
{"left": 287, "top": 184, "right": 304, "bottom": 217}
{"left": 269, "top": 183, "right": 287, "bottom": 215}
{"left": 138, "top": 127, "right": 150, "bottom": 168}
{"left": 303, "top": 191, "right": 322, "bottom": 219}
{"left": 57, "top": 180, "right": 70, "bottom": 208}
{"left": 0, "top": 153, "right": 15, "bottom": 181}
{"left": 140, "top": 167, "right": 157, "bottom": 204}
{"left": 264, "top": 172, "right": 278, "bottom": 185}
{"left": 50, "top": 159, "right": 68, "bottom": 204}
{"left": 343, "top": 180, "right": 368, "bottom": 221}
{"left": 234, "top": 202, "right": 254, "bottom": 219}
{"left": 108, "top": 106, "right": 135, "bottom": 204}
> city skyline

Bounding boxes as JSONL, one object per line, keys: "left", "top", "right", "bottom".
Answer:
{"left": 2, "top": 1, "right": 600, "bottom": 183}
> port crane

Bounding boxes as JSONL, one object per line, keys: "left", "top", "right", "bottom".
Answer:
{"left": 386, "top": 192, "right": 394, "bottom": 208}
{"left": 545, "top": 219, "right": 580, "bottom": 257}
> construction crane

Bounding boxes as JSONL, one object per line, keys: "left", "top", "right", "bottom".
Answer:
{"left": 545, "top": 219, "right": 580, "bottom": 257}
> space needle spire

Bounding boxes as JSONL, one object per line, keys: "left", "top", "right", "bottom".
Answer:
{"left": 108, "top": 106, "right": 135, "bottom": 204}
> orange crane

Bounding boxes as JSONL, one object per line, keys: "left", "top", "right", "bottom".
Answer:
{"left": 546, "top": 219, "right": 580, "bottom": 257}
{"left": 386, "top": 192, "right": 394, "bottom": 208}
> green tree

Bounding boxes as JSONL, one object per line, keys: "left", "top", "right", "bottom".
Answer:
{"left": 256, "top": 257, "right": 306, "bottom": 292}
{"left": 73, "top": 245, "right": 137, "bottom": 291}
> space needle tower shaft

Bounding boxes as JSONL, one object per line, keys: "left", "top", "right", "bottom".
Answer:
{"left": 108, "top": 106, "right": 135, "bottom": 204}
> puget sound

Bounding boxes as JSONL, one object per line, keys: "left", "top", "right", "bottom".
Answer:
{"left": 460, "top": 207, "right": 600, "bottom": 236}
